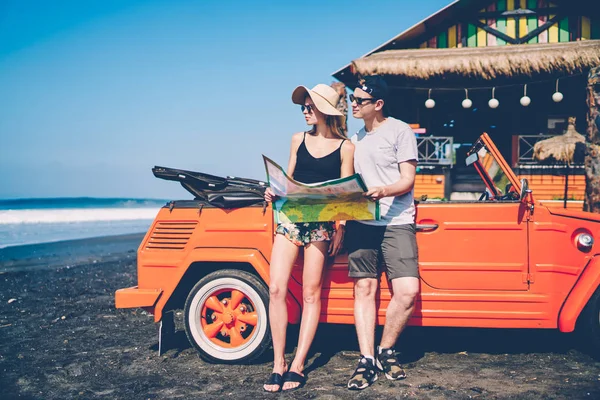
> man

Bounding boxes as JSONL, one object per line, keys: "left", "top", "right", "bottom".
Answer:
{"left": 345, "top": 75, "right": 419, "bottom": 390}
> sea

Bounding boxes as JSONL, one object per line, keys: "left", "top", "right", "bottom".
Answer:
{"left": 0, "top": 197, "right": 168, "bottom": 249}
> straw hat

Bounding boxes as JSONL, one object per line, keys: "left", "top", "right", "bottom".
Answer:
{"left": 292, "top": 84, "right": 343, "bottom": 116}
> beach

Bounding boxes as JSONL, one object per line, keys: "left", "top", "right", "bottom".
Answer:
{"left": 1, "top": 235, "right": 600, "bottom": 400}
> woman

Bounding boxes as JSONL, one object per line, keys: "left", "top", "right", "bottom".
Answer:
{"left": 263, "top": 84, "right": 355, "bottom": 392}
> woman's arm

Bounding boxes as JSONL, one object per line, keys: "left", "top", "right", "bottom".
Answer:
{"left": 339, "top": 140, "right": 355, "bottom": 179}
{"left": 265, "top": 132, "right": 304, "bottom": 202}
{"left": 286, "top": 132, "right": 304, "bottom": 177}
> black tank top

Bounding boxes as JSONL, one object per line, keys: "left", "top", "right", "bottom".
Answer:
{"left": 293, "top": 132, "right": 345, "bottom": 184}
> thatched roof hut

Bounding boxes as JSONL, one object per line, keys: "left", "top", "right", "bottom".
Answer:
{"left": 350, "top": 40, "right": 600, "bottom": 82}
{"left": 331, "top": 0, "right": 599, "bottom": 206}
{"left": 333, "top": 0, "right": 596, "bottom": 87}
{"left": 533, "top": 117, "right": 585, "bottom": 163}
{"left": 532, "top": 116, "right": 586, "bottom": 208}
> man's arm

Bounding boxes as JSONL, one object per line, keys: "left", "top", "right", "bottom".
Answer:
{"left": 364, "top": 160, "right": 417, "bottom": 201}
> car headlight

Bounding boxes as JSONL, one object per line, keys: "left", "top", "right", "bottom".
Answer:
{"left": 577, "top": 233, "right": 594, "bottom": 251}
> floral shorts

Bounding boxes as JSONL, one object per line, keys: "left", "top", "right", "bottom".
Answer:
{"left": 276, "top": 222, "right": 335, "bottom": 247}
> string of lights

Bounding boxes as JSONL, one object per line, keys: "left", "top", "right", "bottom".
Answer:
{"left": 387, "top": 72, "right": 585, "bottom": 109}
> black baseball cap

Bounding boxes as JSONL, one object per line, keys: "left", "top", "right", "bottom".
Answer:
{"left": 355, "top": 75, "right": 389, "bottom": 100}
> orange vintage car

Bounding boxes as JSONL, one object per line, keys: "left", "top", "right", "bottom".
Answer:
{"left": 115, "top": 133, "right": 600, "bottom": 363}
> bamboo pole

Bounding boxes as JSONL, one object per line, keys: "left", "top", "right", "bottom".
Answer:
{"left": 564, "top": 163, "right": 569, "bottom": 209}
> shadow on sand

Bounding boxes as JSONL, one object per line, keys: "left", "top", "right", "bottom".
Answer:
{"left": 155, "top": 318, "right": 586, "bottom": 370}
{"left": 301, "top": 324, "right": 584, "bottom": 373}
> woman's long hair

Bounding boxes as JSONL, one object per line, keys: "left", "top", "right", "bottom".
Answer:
{"left": 308, "top": 114, "right": 347, "bottom": 139}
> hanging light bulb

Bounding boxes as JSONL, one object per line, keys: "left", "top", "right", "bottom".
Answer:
{"left": 520, "top": 84, "right": 531, "bottom": 107}
{"left": 553, "top": 79, "right": 564, "bottom": 102}
{"left": 462, "top": 88, "right": 472, "bottom": 109}
{"left": 425, "top": 89, "right": 435, "bottom": 108}
{"left": 488, "top": 87, "right": 499, "bottom": 109}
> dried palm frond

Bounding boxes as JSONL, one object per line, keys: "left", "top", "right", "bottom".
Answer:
{"left": 533, "top": 117, "right": 585, "bottom": 163}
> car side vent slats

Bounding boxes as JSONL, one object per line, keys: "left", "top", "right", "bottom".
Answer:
{"left": 145, "top": 222, "right": 197, "bottom": 250}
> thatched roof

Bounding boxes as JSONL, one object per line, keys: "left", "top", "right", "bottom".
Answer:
{"left": 332, "top": 0, "right": 591, "bottom": 85}
{"left": 350, "top": 40, "right": 600, "bottom": 81}
{"left": 534, "top": 117, "right": 585, "bottom": 164}
{"left": 352, "top": 40, "right": 600, "bottom": 80}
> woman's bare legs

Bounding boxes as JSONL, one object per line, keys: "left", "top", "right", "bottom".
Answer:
{"left": 264, "top": 234, "right": 299, "bottom": 392}
{"left": 283, "top": 240, "right": 328, "bottom": 390}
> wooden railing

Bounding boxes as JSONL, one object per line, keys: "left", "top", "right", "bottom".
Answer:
{"left": 514, "top": 134, "right": 585, "bottom": 166}
{"left": 417, "top": 136, "right": 454, "bottom": 166}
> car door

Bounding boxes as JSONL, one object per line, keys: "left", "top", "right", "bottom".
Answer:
{"left": 416, "top": 201, "right": 529, "bottom": 291}
{"left": 417, "top": 133, "right": 530, "bottom": 291}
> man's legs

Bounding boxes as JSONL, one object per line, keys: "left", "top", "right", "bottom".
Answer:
{"left": 377, "top": 224, "right": 419, "bottom": 380}
{"left": 347, "top": 222, "right": 382, "bottom": 356}
{"left": 379, "top": 276, "right": 419, "bottom": 349}
{"left": 354, "top": 277, "right": 378, "bottom": 356}
{"left": 347, "top": 277, "right": 380, "bottom": 390}
{"left": 346, "top": 222, "right": 382, "bottom": 390}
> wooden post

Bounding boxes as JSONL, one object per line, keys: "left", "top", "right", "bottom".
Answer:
{"left": 584, "top": 67, "right": 600, "bottom": 213}
{"left": 564, "top": 163, "right": 569, "bottom": 209}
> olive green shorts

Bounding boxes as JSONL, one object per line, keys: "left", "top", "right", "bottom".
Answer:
{"left": 346, "top": 221, "right": 419, "bottom": 280}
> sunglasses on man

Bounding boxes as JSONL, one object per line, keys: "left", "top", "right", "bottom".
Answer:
{"left": 349, "top": 94, "right": 380, "bottom": 105}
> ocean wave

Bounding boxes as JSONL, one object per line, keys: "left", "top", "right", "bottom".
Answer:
{"left": 0, "top": 208, "right": 160, "bottom": 224}
{"left": 0, "top": 219, "right": 153, "bottom": 249}
{"left": 0, "top": 197, "right": 168, "bottom": 210}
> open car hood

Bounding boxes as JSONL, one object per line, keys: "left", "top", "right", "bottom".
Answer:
{"left": 153, "top": 166, "right": 267, "bottom": 209}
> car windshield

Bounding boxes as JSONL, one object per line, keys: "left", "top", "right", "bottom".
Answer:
{"left": 467, "top": 139, "right": 512, "bottom": 198}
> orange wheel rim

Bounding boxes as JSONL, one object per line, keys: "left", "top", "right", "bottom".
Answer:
{"left": 200, "top": 288, "right": 259, "bottom": 348}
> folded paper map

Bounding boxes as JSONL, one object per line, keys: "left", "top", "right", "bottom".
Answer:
{"left": 263, "top": 155, "right": 379, "bottom": 224}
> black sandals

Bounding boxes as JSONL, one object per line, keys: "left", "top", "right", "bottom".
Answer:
{"left": 282, "top": 371, "right": 306, "bottom": 391}
{"left": 263, "top": 373, "right": 283, "bottom": 393}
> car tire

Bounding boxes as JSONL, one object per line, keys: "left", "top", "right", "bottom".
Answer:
{"left": 184, "top": 269, "right": 271, "bottom": 364}
{"left": 580, "top": 286, "right": 600, "bottom": 358}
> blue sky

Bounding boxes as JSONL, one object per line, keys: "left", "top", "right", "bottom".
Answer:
{"left": 0, "top": 0, "right": 449, "bottom": 199}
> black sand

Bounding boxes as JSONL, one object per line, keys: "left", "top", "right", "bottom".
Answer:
{"left": 1, "top": 235, "right": 599, "bottom": 399}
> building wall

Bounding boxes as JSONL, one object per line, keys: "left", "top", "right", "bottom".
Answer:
{"left": 408, "top": 0, "right": 595, "bottom": 201}
{"left": 414, "top": 174, "right": 446, "bottom": 199}
{"left": 517, "top": 173, "right": 585, "bottom": 200}
{"left": 414, "top": 173, "right": 585, "bottom": 202}
{"left": 419, "top": 0, "right": 599, "bottom": 49}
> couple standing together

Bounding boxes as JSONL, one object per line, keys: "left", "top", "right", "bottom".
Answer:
{"left": 263, "top": 75, "right": 419, "bottom": 392}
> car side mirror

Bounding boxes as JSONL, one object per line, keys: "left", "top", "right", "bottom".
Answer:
{"left": 519, "top": 178, "right": 529, "bottom": 202}
{"left": 465, "top": 153, "right": 478, "bottom": 166}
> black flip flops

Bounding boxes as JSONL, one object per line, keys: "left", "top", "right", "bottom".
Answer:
{"left": 282, "top": 371, "right": 306, "bottom": 391}
{"left": 263, "top": 373, "right": 283, "bottom": 393}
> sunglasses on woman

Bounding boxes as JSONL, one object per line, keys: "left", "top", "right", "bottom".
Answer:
{"left": 350, "top": 94, "right": 379, "bottom": 105}
{"left": 301, "top": 104, "right": 315, "bottom": 113}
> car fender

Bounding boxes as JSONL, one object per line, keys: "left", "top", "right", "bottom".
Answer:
{"left": 150, "top": 247, "right": 302, "bottom": 324}
{"left": 558, "top": 255, "right": 600, "bottom": 332}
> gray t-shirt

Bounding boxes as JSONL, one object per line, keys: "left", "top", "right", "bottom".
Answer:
{"left": 350, "top": 117, "right": 419, "bottom": 226}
